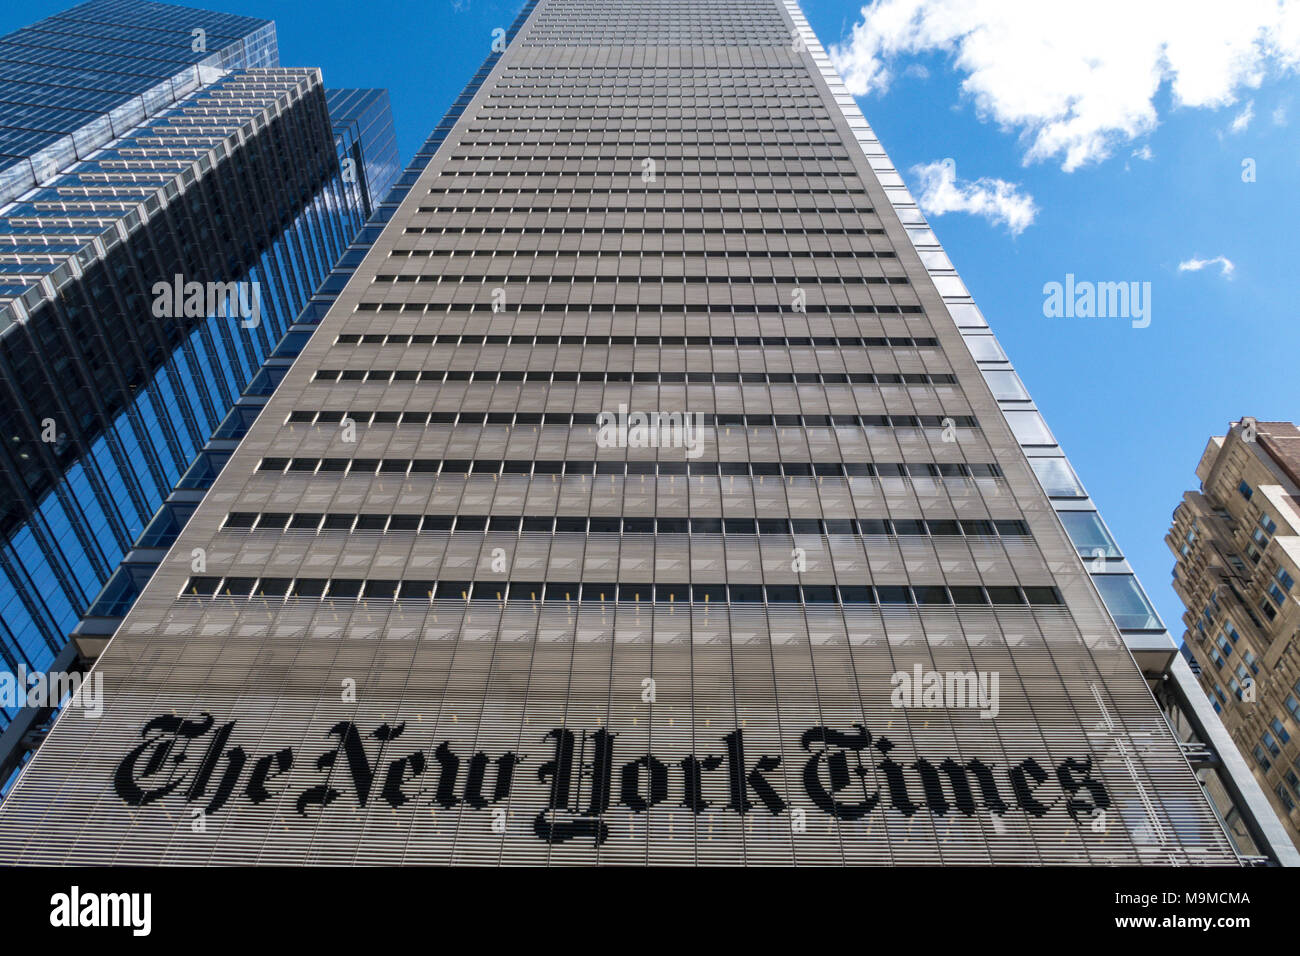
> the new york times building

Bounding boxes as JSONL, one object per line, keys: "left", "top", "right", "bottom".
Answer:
{"left": 0, "top": 0, "right": 1240, "bottom": 865}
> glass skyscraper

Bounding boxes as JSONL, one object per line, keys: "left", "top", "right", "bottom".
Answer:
{"left": 0, "top": 0, "right": 277, "bottom": 208}
{"left": 0, "top": 0, "right": 1265, "bottom": 864}
{"left": 0, "top": 0, "right": 397, "bottom": 776}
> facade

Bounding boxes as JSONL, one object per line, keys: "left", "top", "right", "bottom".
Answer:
{"left": 0, "top": 0, "right": 277, "bottom": 208}
{"left": 0, "top": 0, "right": 1257, "bottom": 865}
{"left": 1169, "top": 419, "right": 1300, "bottom": 849}
{"left": 0, "top": 0, "right": 397, "bottom": 761}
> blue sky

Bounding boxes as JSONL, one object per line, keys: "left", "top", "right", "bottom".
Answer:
{"left": 6, "top": 0, "right": 1298, "bottom": 638}
{"left": 799, "top": 0, "right": 1300, "bottom": 640}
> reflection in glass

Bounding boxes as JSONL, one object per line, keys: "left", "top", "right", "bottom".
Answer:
{"left": 963, "top": 335, "right": 1006, "bottom": 360}
{"left": 1030, "top": 457, "right": 1086, "bottom": 497}
{"left": 983, "top": 369, "right": 1029, "bottom": 400}
{"left": 1060, "top": 510, "right": 1121, "bottom": 557}
{"left": 1005, "top": 410, "right": 1055, "bottom": 445}
{"left": 1094, "top": 575, "right": 1162, "bottom": 630}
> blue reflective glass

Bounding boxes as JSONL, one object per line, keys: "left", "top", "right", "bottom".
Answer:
{"left": 0, "top": 1, "right": 395, "bottom": 733}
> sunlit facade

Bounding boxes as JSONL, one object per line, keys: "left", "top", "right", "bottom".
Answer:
{"left": 0, "top": 0, "right": 1247, "bottom": 865}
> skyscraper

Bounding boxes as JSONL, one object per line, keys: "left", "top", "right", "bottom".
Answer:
{"left": 0, "top": 0, "right": 397, "bottom": 775}
{"left": 0, "top": 0, "right": 1267, "bottom": 864}
{"left": 1169, "top": 419, "right": 1300, "bottom": 849}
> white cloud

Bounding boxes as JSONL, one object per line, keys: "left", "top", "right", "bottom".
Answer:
{"left": 829, "top": 0, "right": 1300, "bottom": 170}
{"left": 1273, "top": 103, "right": 1289, "bottom": 124}
{"left": 910, "top": 160, "right": 1038, "bottom": 234}
{"left": 1131, "top": 145, "right": 1154, "bottom": 161}
{"left": 1230, "top": 100, "right": 1255, "bottom": 131}
{"left": 1178, "top": 255, "right": 1236, "bottom": 277}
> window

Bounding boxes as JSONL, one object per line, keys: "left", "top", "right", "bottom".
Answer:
{"left": 1269, "top": 567, "right": 1294, "bottom": 608}
{"left": 1276, "top": 567, "right": 1295, "bottom": 593}
{"left": 1250, "top": 515, "right": 1278, "bottom": 564}
{"left": 1279, "top": 785, "right": 1297, "bottom": 814}
{"left": 1029, "top": 457, "right": 1085, "bottom": 497}
{"left": 1270, "top": 717, "right": 1291, "bottom": 744}
{"left": 1238, "top": 480, "right": 1254, "bottom": 501}
{"left": 1255, "top": 745, "right": 1272, "bottom": 771}
{"left": 1093, "top": 575, "right": 1160, "bottom": 630}
{"left": 983, "top": 369, "right": 1029, "bottom": 400}
{"left": 1004, "top": 410, "right": 1055, "bottom": 445}
{"left": 1263, "top": 731, "right": 1281, "bottom": 757}
{"left": 1059, "top": 511, "right": 1121, "bottom": 558}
